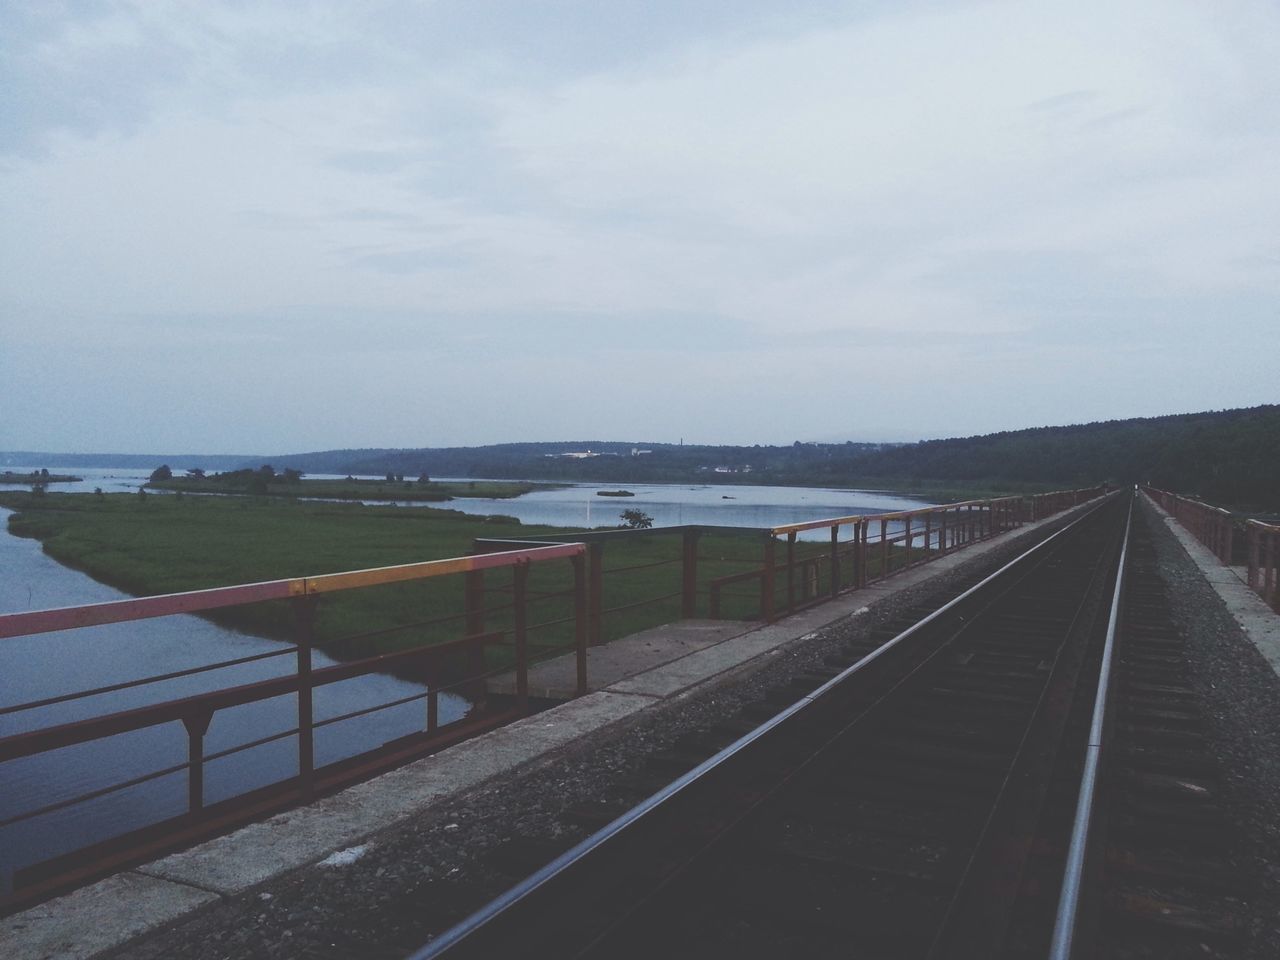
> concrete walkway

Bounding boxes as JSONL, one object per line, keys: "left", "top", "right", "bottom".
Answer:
{"left": 1142, "top": 492, "right": 1280, "bottom": 679}
{"left": 4, "top": 505, "right": 1093, "bottom": 960}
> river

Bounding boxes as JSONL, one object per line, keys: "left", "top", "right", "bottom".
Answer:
{"left": 0, "top": 505, "right": 468, "bottom": 896}
{"left": 0, "top": 468, "right": 935, "bottom": 895}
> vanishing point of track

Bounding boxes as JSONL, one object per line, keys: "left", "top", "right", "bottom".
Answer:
{"left": 412, "top": 492, "right": 1256, "bottom": 959}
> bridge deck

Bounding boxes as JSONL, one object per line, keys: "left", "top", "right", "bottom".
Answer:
{"left": 12, "top": 494, "right": 1278, "bottom": 960}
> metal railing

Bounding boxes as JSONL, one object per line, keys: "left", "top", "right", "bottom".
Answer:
{"left": 476, "top": 487, "right": 1108, "bottom": 637}
{"left": 0, "top": 543, "right": 586, "bottom": 911}
{"left": 1142, "top": 486, "right": 1236, "bottom": 563}
{"left": 1, "top": 483, "right": 1106, "bottom": 911}
{"left": 1247, "top": 519, "right": 1280, "bottom": 612}
{"left": 1143, "top": 486, "right": 1280, "bottom": 614}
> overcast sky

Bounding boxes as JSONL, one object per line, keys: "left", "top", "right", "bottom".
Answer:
{"left": 2, "top": 1, "right": 1277, "bottom": 454}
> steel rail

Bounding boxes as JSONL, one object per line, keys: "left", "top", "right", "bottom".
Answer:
{"left": 410, "top": 492, "right": 1119, "bottom": 959}
{"left": 1048, "top": 495, "right": 1134, "bottom": 958}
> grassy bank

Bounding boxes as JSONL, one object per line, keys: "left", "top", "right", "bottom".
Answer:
{"left": 0, "top": 492, "right": 779, "bottom": 673}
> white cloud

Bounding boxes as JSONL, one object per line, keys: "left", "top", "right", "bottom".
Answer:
{"left": 1, "top": 1, "right": 1277, "bottom": 451}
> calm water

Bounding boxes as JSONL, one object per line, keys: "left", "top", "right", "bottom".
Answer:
{"left": 427, "top": 479, "right": 935, "bottom": 535}
{"left": 0, "top": 467, "right": 935, "bottom": 893}
{"left": 0, "top": 505, "right": 467, "bottom": 895}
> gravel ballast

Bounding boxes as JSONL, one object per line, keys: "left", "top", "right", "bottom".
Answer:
{"left": 1137, "top": 498, "right": 1280, "bottom": 954}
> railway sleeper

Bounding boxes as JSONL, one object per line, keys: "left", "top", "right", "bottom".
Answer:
{"left": 1105, "top": 844, "right": 1251, "bottom": 894}
{"left": 1105, "top": 887, "right": 1251, "bottom": 944}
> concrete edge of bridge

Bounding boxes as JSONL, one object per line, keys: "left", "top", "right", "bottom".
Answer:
{"left": 1140, "top": 492, "right": 1280, "bottom": 679}
{"left": 6, "top": 499, "right": 1102, "bottom": 960}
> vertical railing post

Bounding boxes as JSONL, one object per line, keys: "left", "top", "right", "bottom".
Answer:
{"left": 682, "top": 529, "right": 700, "bottom": 618}
{"left": 1267, "top": 530, "right": 1278, "bottom": 612}
{"left": 513, "top": 562, "right": 529, "bottom": 715}
{"left": 830, "top": 525, "right": 840, "bottom": 598}
{"left": 762, "top": 537, "right": 776, "bottom": 622}
{"left": 1249, "top": 523, "right": 1261, "bottom": 593}
{"left": 588, "top": 543, "right": 604, "bottom": 646}
{"left": 904, "top": 517, "right": 913, "bottom": 568}
{"left": 573, "top": 553, "right": 588, "bottom": 696}
{"left": 182, "top": 709, "right": 213, "bottom": 816}
{"left": 464, "top": 569, "right": 485, "bottom": 637}
{"left": 1223, "top": 514, "right": 1234, "bottom": 565}
{"left": 786, "top": 532, "right": 797, "bottom": 613}
{"left": 857, "top": 520, "right": 868, "bottom": 587}
{"left": 292, "top": 594, "right": 317, "bottom": 797}
{"left": 924, "top": 513, "right": 933, "bottom": 563}
{"left": 880, "top": 518, "right": 889, "bottom": 578}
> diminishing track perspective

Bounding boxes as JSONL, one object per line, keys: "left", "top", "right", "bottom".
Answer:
{"left": 1009, "top": 503, "right": 1259, "bottom": 959}
{"left": 409, "top": 494, "right": 1270, "bottom": 959}
{"left": 413, "top": 495, "right": 1133, "bottom": 960}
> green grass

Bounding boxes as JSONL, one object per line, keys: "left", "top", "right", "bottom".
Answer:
{"left": 0, "top": 492, "right": 766, "bottom": 672}
{"left": 0, "top": 491, "right": 947, "bottom": 683}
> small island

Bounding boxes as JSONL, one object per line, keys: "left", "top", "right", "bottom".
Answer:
{"left": 144, "top": 465, "right": 563, "bottom": 502}
{"left": 0, "top": 470, "right": 81, "bottom": 484}
{"left": 596, "top": 489, "right": 635, "bottom": 497}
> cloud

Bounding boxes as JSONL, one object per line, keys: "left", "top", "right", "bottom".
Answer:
{"left": 2, "top": 1, "right": 1279, "bottom": 452}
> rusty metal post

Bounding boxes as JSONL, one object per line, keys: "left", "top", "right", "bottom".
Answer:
{"left": 588, "top": 543, "right": 604, "bottom": 646}
{"left": 512, "top": 563, "right": 529, "bottom": 714}
{"left": 573, "top": 554, "right": 588, "bottom": 696}
{"left": 830, "top": 525, "right": 840, "bottom": 598}
{"left": 880, "top": 517, "right": 889, "bottom": 577}
{"left": 851, "top": 521, "right": 862, "bottom": 588}
{"left": 858, "top": 520, "right": 869, "bottom": 587}
{"left": 904, "top": 516, "right": 913, "bottom": 568}
{"left": 1223, "top": 516, "right": 1234, "bottom": 565}
{"left": 464, "top": 569, "right": 485, "bottom": 637}
{"left": 1267, "top": 530, "right": 1278, "bottom": 612}
{"left": 427, "top": 687, "right": 439, "bottom": 734}
{"left": 292, "top": 595, "right": 317, "bottom": 796}
{"left": 924, "top": 513, "right": 933, "bottom": 563}
{"left": 681, "top": 529, "right": 700, "bottom": 618}
{"left": 182, "top": 710, "right": 213, "bottom": 815}
{"left": 786, "top": 532, "right": 797, "bottom": 613}
{"left": 1250, "top": 524, "right": 1261, "bottom": 592}
{"left": 762, "top": 537, "right": 776, "bottom": 621}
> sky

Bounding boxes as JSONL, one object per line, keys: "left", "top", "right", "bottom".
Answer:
{"left": 2, "top": 1, "right": 1277, "bottom": 455}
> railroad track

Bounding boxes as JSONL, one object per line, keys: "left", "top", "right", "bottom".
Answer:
{"left": 1005, "top": 503, "right": 1257, "bottom": 959}
{"left": 401, "top": 494, "right": 1111, "bottom": 958}
{"left": 405, "top": 493, "right": 1264, "bottom": 959}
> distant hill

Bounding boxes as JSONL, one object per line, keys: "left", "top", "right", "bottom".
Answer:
{"left": 843, "top": 405, "right": 1280, "bottom": 511}
{"left": 0, "top": 452, "right": 260, "bottom": 471}
{"left": 264, "top": 406, "right": 1276, "bottom": 510}
{"left": 8, "top": 404, "right": 1276, "bottom": 510}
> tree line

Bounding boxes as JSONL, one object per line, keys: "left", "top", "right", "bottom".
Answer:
{"left": 261, "top": 406, "right": 1274, "bottom": 512}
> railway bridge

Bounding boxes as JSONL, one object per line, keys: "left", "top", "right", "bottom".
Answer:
{"left": 4, "top": 488, "right": 1279, "bottom": 958}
